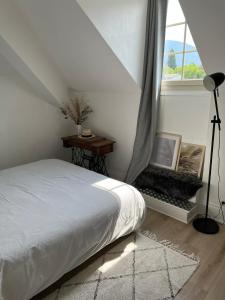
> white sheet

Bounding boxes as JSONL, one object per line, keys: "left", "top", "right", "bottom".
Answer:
{"left": 0, "top": 159, "right": 145, "bottom": 300}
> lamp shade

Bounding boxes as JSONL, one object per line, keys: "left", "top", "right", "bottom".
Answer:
{"left": 203, "top": 72, "right": 225, "bottom": 91}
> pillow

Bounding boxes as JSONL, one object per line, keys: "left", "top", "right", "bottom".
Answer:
{"left": 135, "top": 165, "right": 203, "bottom": 201}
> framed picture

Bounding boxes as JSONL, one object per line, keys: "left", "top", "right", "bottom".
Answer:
{"left": 150, "top": 132, "right": 182, "bottom": 170}
{"left": 176, "top": 143, "right": 206, "bottom": 178}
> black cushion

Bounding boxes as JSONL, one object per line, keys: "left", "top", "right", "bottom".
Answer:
{"left": 135, "top": 165, "right": 203, "bottom": 201}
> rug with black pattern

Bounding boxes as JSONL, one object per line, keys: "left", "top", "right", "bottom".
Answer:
{"left": 42, "top": 232, "right": 199, "bottom": 300}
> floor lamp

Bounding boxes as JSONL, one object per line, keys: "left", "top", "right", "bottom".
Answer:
{"left": 193, "top": 72, "right": 225, "bottom": 234}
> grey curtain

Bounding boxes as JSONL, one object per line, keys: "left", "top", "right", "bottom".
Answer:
{"left": 126, "top": 0, "right": 168, "bottom": 184}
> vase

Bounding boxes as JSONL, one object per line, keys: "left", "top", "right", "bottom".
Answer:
{"left": 76, "top": 124, "right": 82, "bottom": 136}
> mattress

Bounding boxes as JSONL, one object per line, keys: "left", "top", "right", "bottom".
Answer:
{"left": 0, "top": 159, "right": 145, "bottom": 300}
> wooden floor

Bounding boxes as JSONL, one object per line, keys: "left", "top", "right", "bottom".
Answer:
{"left": 142, "top": 209, "right": 225, "bottom": 300}
{"left": 35, "top": 209, "right": 225, "bottom": 300}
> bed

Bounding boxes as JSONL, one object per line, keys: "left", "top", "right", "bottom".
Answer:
{"left": 0, "top": 159, "right": 145, "bottom": 300}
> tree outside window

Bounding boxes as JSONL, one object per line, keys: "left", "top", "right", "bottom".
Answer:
{"left": 162, "top": 0, "right": 205, "bottom": 81}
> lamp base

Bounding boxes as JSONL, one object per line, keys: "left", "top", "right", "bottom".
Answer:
{"left": 193, "top": 217, "right": 219, "bottom": 234}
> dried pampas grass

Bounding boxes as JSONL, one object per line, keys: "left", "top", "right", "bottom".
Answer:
{"left": 60, "top": 96, "right": 93, "bottom": 125}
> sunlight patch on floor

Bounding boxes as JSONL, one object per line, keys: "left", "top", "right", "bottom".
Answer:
{"left": 98, "top": 242, "right": 136, "bottom": 273}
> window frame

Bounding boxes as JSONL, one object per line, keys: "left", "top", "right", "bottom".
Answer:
{"left": 162, "top": 13, "right": 204, "bottom": 87}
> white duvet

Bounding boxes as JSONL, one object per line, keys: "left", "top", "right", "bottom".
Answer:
{"left": 0, "top": 159, "right": 145, "bottom": 300}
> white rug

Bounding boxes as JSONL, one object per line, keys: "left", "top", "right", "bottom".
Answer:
{"left": 42, "top": 232, "right": 199, "bottom": 300}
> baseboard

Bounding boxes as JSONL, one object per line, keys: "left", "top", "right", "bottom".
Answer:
{"left": 198, "top": 202, "right": 225, "bottom": 224}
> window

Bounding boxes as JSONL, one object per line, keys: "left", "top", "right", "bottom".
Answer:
{"left": 162, "top": 0, "right": 205, "bottom": 82}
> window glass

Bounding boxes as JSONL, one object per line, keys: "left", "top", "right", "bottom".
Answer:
{"left": 163, "top": 53, "right": 183, "bottom": 80}
{"left": 165, "top": 24, "right": 185, "bottom": 53}
{"left": 163, "top": 0, "right": 205, "bottom": 82}
{"left": 183, "top": 52, "right": 205, "bottom": 79}
{"left": 166, "top": 0, "right": 185, "bottom": 26}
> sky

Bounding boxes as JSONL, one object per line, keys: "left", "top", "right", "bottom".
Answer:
{"left": 166, "top": 0, "right": 196, "bottom": 48}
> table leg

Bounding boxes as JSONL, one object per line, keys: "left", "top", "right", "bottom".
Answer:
{"left": 72, "top": 148, "right": 109, "bottom": 176}
{"left": 72, "top": 147, "right": 85, "bottom": 168}
{"left": 72, "top": 147, "right": 75, "bottom": 164}
{"left": 93, "top": 155, "right": 108, "bottom": 176}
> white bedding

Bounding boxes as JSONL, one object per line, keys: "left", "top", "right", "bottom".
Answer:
{"left": 0, "top": 159, "right": 145, "bottom": 300}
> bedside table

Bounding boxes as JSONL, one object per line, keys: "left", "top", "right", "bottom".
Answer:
{"left": 61, "top": 135, "right": 115, "bottom": 176}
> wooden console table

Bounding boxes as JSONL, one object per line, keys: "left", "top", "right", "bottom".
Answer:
{"left": 61, "top": 135, "right": 115, "bottom": 175}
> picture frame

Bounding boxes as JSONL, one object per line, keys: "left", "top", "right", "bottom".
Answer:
{"left": 150, "top": 132, "right": 182, "bottom": 170}
{"left": 176, "top": 142, "right": 206, "bottom": 178}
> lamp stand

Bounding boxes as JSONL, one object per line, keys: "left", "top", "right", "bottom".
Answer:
{"left": 193, "top": 112, "right": 220, "bottom": 234}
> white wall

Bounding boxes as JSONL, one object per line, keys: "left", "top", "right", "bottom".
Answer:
{"left": 0, "top": 75, "right": 73, "bottom": 170}
{"left": 202, "top": 88, "right": 225, "bottom": 221}
{"left": 78, "top": 0, "right": 148, "bottom": 87}
{"left": 159, "top": 90, "right": 211, "bottom": 144}
{"left": 85, "top": 90, "right": 211, "bottom": 182}
{"left": 85, "top": 91, "right": 141, "bottom": 180}
{"left": 179, "top": 0, "right": 225, "bottom": 220}
{"left": 0, "top": 0, "right": 68, "bottom": 106}
{"left": 15, "top": 0, "right": 138, "bottom": 93}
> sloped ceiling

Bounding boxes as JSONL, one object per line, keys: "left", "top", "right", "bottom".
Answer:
{"left": 0, "top": 52, "right": 17, "bottom": 77}
{"left": 77, "top": 0, "right": 148, "bottom": 88}
{"left": 0, "top": 51, "right": 47, "bottom": 97}
{"left": 179, "top": 0, "right": 225, "bottom": 73}
{"left": 0, "top": 0, "right": 68, "bottom": 106}
{"left": 14, "top": 0, "right": 139, "bottom": 93}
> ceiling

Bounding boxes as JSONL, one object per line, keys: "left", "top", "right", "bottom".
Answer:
{"left": 0, "top": 52, "right": 18, "bottom": 77}
{"left": 180, "top": 0, "right": 225, "bottom": 73}
{"left": 14, "top": 0, "right": 139, "bottom": 93}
